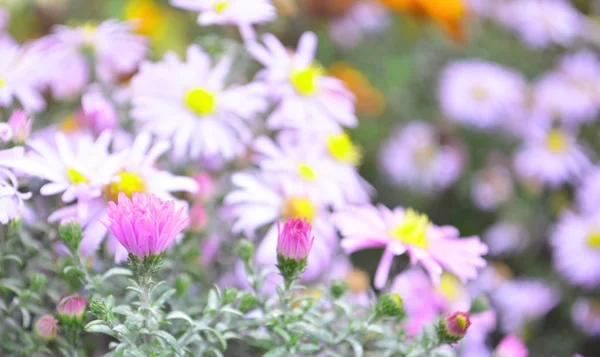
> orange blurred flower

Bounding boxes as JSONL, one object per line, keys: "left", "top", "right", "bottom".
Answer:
{"left": 377, "top": 0, "right": 467, "bottom": 41}
{"left": 329, "top": 62, "right": 385, "bottom": 117}
{"left": 124, "top": 0, "right": 164, "bottom": 37}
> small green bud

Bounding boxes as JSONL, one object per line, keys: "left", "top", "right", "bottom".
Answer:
{"left": 175, "top": 274, "right": 193, "bottom": 297}
{"left": 376, "top": 293, "right": 405, "bottom": 319}
{"left": 223, "top": 287, "right": 238, "bottom": 305}
{"left": 59, "top": 220, "right": 82, "bottom": 252}
{"left": 234, "top": 239, "right": 255, "bottom": 262}
{"left": 238, "top": 292, "right": 258, "bottom": 313}
{"left": 330, "top": 280, "right": 349, "bottom": 299}
{"left": 30, "top": 273, "right": 48, "bottom": 292}
{"left": 88, "top": 299, "right": 110, "bottom": 320}
{"left": 469, "top": 295, "right": 490, "bottom": 314}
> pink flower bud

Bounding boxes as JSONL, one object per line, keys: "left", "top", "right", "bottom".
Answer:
{"left": 103, "top": 192, "right": 189, "bottom": 259}
{"left": 56, "top": 294, "right": 86, "bottom": 323}
{"left": 276, "top": 218, "right": 314, "bottom": 262}
{"left": 81, "top": 91, "right": 118, "bottom": 134}
{"left": 189, "top": 202, "right": 208, "bottom": 232}
{"left": 193, "top": 172, "right": 214, "bottom": 201}
{"left": 443, "top": 311, "right": 471, "bottom": 340}
{"left": 7, "top": 110, "right": 31, "bottom": 143}
{"left": 35, "top": 314, "right": 57, "bottom": 340}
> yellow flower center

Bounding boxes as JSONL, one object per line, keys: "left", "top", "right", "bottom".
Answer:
{"left": 327, "top": 133, "right": 362, "bottom": 165}
{"left": 124, "top": 0, "right": 163, "bottom": 36}
{"left": 455, "top": 314, "right": 468, "bottom": 329}
{"left": 290, "top": 66, "right": 323, "bottom": 96}
{"left": 185, "top": 88, "right": 217, "bottom": 116}
{"left": 546, "top": 129, "right": 567, "bottom": 153}
{"left": 214, "top": 1, "right": 229, "bottom": 13}
{"left": 587, "top": 232, "right": 600, "bottom": 250}
{"left": 390, "top": 209, "right": 431, "bottom": 248}
{"left": 82, "top": 23, "right": 96, "bottom": 45}
{"left": 282, "top": 197, "right": 316, "bottom": 223}
{"left": 0, "top": 77, "right": 5, "bottom": 87}
{"left": 471, "top": 85, "right": 487, "bottom": 101}
{"left": 66, "top": 168, "right": 89, "bottom": 184}
{"left": 437, "top": 273, "right": 460, "bottom": 301}
{"left": 106, "top": 171, "right": 147, "bottom": 202}
{"left": 298, "top": 163, "right": 317, "bottom": 181}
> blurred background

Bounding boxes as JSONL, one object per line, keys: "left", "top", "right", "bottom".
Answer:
{"left": 2, "top": 0, "right": 600, "bottom": 355}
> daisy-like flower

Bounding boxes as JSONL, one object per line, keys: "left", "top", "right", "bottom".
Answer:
{"left": 484, "top": 221, "right": 528, "bottom": 256}
{"left": 471, "top": 165, "right": 514, "bottom": 211}
{"left": 379, "top": 121, "right": 464, "bottom": 193}
{"left": 0, "top": 40, "right": 46, "bottom": 112}
{"left": 48, "top": 133, "right": 197, "bottom": 262}
{"left": 38, "top": 20, "right": 148, "bottom": 93}
{"left": 131, "top": 45, "right": 268, "bottom": 161}
{"left": 225, "top": 172, "right": 337, "bottom": 280}
{"left": 252, "top": 131, "right": 372, "bottom": 207}
{"left": 514, "top": 126, "right": 591, "bottom": 188}
{"left": 572, "top": 298, "right": 600, "bottom": 336}
{"left": 439, "top": 60, "right": 526, "bottom": 130}
{"left": 333, "top": 204, "right": 488, "bottom": 288}
{"left": 247, "top": 32, "right": 357, "bottom": 133}
{"left": 0, "top": 167, "right": 31, "bottom": 224}
{"left": 328, "top": 1, "right": 389, "bottom": 49}
{"left": 171, "top": 0, "right": 276, "bottom": 42}
{"left": 104, "top": 192, "right": 189, "bottom": 259}
{"left": 81, "top": 90, "right": 118, "bottom": 134}
{"left": 576, "top": 167, "right": 600, "bottom": 214}
{"left": 495, "top": 0, "right": 582, "bottom": 49}
{"left": 551, "top": 210, "right": 600, "bottom": 289}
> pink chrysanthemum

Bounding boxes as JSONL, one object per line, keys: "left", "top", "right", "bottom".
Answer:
{"left": 277, "top": 218, "right": 314, "bottom": 262}
{"left": 333, "top": 204, "right": 488, "bottom": 288}
{"left": 104, "top": 192, "right": 189, "bottom": 259}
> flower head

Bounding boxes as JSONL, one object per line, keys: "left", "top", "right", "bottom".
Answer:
{"left": 276, "top": 218, "right": 314, "bottom": 262}
{"left": 56, "top": 294, "right": 86, "bottom": 324}
{"left": 572, "top": 298, "right": 600, "bottom": 336}
{"left": 35, "top": 314, "right": 58, "bottom": 341}
{"left": 493, "top": 334, "right": 528, "bottom": 357}
{"left": 104, "top": 192, "right": 189, "bottom": 259}
{"left": 441, "top": 311, "right": 471, "bottom": 342}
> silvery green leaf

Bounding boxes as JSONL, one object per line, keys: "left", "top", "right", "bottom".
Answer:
{"left": 220, "top": 306, "right": 243, "bottom": 317}
{"left": 273, "top": 326, "right": 291, "bottom": 343}
{"left": 405, "top": 348, "right": 426, "bottom": 357}
{"left": 112, "top": 324, "right": 130, "bottom": 336}
{"left": 344, "top": 337, "right": 364, "bottom": 357}
{"left": 297, "top": 343, "right": 321, "bottom": 353}
{"left": 100, "top": 268, "right": 132, "bottom": 282}
{"left": 166, "top": 311, "right": 194, "bottom": 325}
{"left": 151, "top": 330, "right": 178, "bottom": 349}
{"left": 295, "top": 322, "right": 334, "bottom": 344}
{"left": 433, "top": 348, "right": 457, "bottom": 357}
{"left": 156, "top": 288, "right": 176, "bottom": 306}
{"left": 85, "top": 322, "right": 113, "bottom": 335}
{"left": 262, "top": 346, "right": 288, "bottom": 357}
{"left": 19, "top": 307, "right": 30, "bottom": 328}
{"left": 200, "top": 327, "right": 227, "bottom": 350}
{"left": 333, "top": 301, "right": 353, "bottom": 316}
{"left": 205, "top": 289, "right": 219, "bottom": 312}
{"left": 3, "top": 254, "right": 22, "bottom": 265}
{"left": 0, "top": 278, "right": 23, "bottom": 295}
{"left": 207, "top": 348, "right": 225, "bottom": 357}
{"left": 126, "top": 286, "right": 142, "bottom": 294}
{"left": 113, "top": 305, "right": 133, "bottom": 316}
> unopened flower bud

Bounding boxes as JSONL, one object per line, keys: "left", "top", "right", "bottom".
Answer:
{"left": 175, "top": 274, "right": 193, "bottom": 297}
{"left": 189, "top": 202, "right": 208, "bottom": 232}
{"left": 7, "top": 110, "right": 31, "bottom": 144}
{"left": 223, "top": 287, "right": 238, "bottom": 305}
{"left": 57, "top": 294, "right": 86, "bottom": 325}
{"left": 234, "top": 239, "right": 255, "bottom": 262}
{"left": 238, "top": 292, "right": 258, "bottom": 313}
{"left": 35, "top": 314, "right": 57, "bottom": 341}
{"left": 59, "top": 219, "right": 83, "bottom": 252}
{"left": 276, "top": 218, "right": 314, "bottom": 287}
{"left": 439, "top": 311, "right": 471, "bottom": 343}
{"left": 376, "top": 293, "right": 405, "bottom": 318}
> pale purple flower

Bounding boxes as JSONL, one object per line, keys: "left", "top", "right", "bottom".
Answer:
{"left": 493, "top": 335, "right": 528, "bottom": 357}
{"left": 247, "top": 32, "right": 357, "bottom": 134}
{"left": 333, "top": 204, "right": 488, "bottom": 288}
{"left": 131, "top": 45, "right": 268, "bottom": 161}
{"left": 491, "top": 279, "right": 560, "bottom": 333}
{"left": 7, "top": 110, "right": 31, "bottom": 144}
{"left": 379, "top": 121, "right": 463, "bottom": 193}
{"left": 328, "top": 1, "right": 389, "bottom": 49}
{"left": 104, "top": 192, "right": 189, "bottom": 258}
{"left": 439, "top": 60, "right": 526, "bottom": 129}
{"left": 471, "top": 165, "right": 514, "bottom": 210}
{"left": 0, "top": 167, "right": 31, "bottom": 224}
{"left": 81, "top": 90, "right": 118, "bottom": 134}
{"left": 171, "top": 0, "right": 276, "bottom": 42}
{"left": 495, "top": 0, "right": 582, "bottom": 49}
{"left": 277, "top": 218, "right": 314, "bottom": 262}
{"left": 514, "top": 127, "right": 591, "bottom": 188}
{"left": 572, "top": 298, "right": 600, "bottom": 336}
{"left": 576, "top": 167, "right": 600, "bottom": 214}
{"left": 484, "top": 221, "right": 528, "bottom": 256}
{"left": 0, "top": 40, "right": 46, "bottom": 112}
{"left": 551, "top": 210, "right": 600, "bottom": 289}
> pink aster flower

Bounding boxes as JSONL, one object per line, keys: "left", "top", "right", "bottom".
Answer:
{"left": 572, "top": 298, "right": 600, "bottom": 336}
{"left": 171, "top": 0, "right": 276, "bottom": 42}
{"left": 495, "top": 0, "right": 582, "bottom": 49}
{"left": 551, "top": 210, "right": 600, "bottom": 289}
{"left": 131, "top": 45, "right": 267, "bottom": 161}
{"left": 439, "top": 60, "right": 526, "bottom": 130}
{"left": 247, "top": 32, "right": 357, "bottom": 133}
{"left": 104, "top": 192, "right": 189, "bottom": 259}
{"left": 333, "top": 204, "right": 488, "bottom": 288}
{"left": 81, "top": 90, "right": 118, "bottom": 134}
{"left": 276, "top": 218, "right": 314, "bottom": 262}
{"left": 379, "top": 121, "right": 464, "bottom": 193}
{"left": 493, "top": 335, "right": 528, "bottom": 357}
{"left": 0, "top": 40, "right": 46, "bottom": 112}
{"left": 514, "top": 126, "right": 591, "bottom": 188}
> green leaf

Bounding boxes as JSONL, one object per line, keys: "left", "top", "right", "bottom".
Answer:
{"left": 344, "top": 337, "right": 364, "bottom": 357}
{"left": 219, "top": 306, "right": 243, "bottom": 317}
{"left": 3, "top": 254, "right": 22, "bottom": 265}
{"left": 207, "top": 348, "right": 224, "bottom": 357}
{"left": 85, "top": 322, "right": 113, "bottom": 335}
{"left": 19, "top": 307, "right": 30, "bottom": 328}
{"left": 273, "top": 326, "right": 291, "bottom": 343}
{"left": 262, "top": 346, "right": 288, "bottom": 357}
{"left": 205, "top": 289, "right": 219, "bottom": 312}
{"left": 100, "top": 268, "right": 132, "bottom": 282}
{"left": 112, "top": 324, "right": 130, "bottom": 336}
{"left": 150, "top": 330, "right": 178, "bottom": 349}
{"left": 0, "top": 278, "right": 23, "bottom": 295}
{"left": 156, "top": 288, "right": 176, "bottom": 306}
{"left": 165, "top": 311, "right": 193, "bottom": 326}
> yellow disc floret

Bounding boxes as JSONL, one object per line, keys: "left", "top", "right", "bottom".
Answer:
{"left": 390, "top": 208, "right": 431, "bottom": 248}
{"left": 546, "top": 129, "right": 568, "bottom": 153}
{"left": 437, "top": 273, "right": 461, "bottom": 301}
{"left": 290, "top": 66, "right": 323, "bottom": 96}
{"left": 326, "top": 133, "right": 362, "bottom": 165}
{"left": 214, "top": 1, "right": 229, "bottom": 13}
{"left": 297, "top": 163, "right": 317, "bottom": 181}
{"left": 185, "top": 88, "right": 217, "bottom": 116}
{"left": 106, "top": 171, "right": 147, "bottom": 202}
{"left": 587, "top": 232, "right": 600, "bottom": 250}
{"left": 66, "top": 168, "right": 89, "bottom": 185}
{"left": 282, "top": 197, "right": 316, "bottom": 223}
